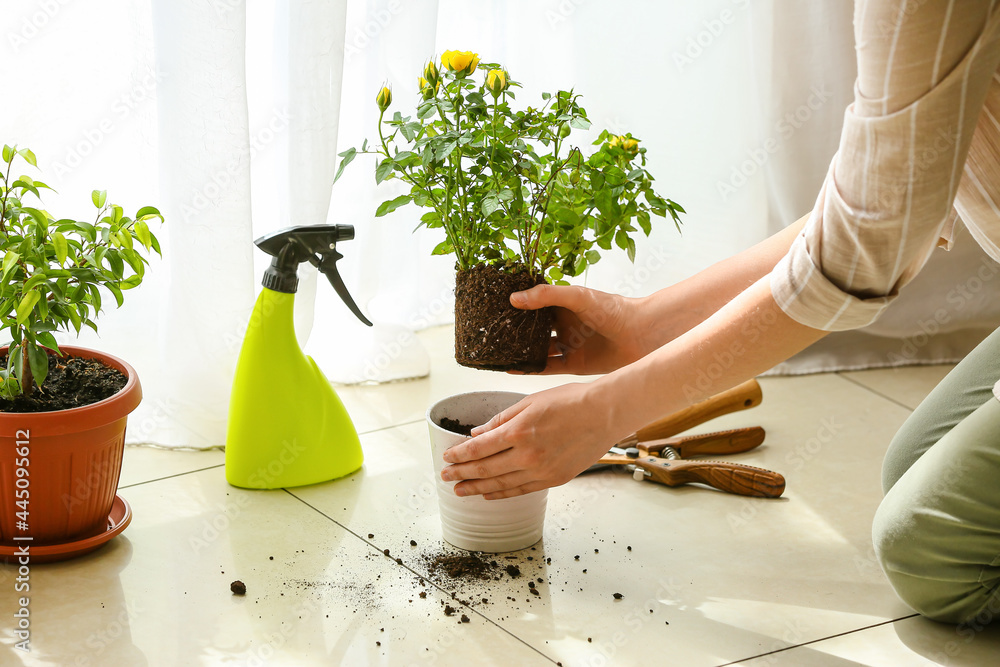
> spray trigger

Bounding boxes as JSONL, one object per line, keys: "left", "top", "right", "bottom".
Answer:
{"left": 255, "top": 224, "right": 373, "bottom": 326}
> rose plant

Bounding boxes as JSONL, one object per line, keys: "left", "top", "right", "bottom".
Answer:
{"left": 336, "top": 50, "right": 684, "bottom": 371}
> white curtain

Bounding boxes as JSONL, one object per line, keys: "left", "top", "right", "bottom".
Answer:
{"left": 5, "top": 1, "right": 998, "bottom": 448}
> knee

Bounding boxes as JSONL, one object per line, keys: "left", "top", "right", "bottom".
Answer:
{"left": 873, "top": 501, "right": 995, "bottom": 625}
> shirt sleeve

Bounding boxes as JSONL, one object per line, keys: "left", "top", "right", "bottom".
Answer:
{"left": 770, "top": 1, "right": 1000, "bottom": 331}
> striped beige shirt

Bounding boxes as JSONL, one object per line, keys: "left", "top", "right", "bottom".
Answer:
{"left": 770, "top": 1, "right": 1000, "bottom": 395}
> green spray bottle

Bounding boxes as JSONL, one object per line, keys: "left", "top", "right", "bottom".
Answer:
{"left": 225, "top": 224, "right": 372, "bottom": 489}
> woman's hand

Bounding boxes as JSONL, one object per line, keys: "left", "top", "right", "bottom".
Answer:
{"left": 440, "top": 381, "right": 620, "bottom": 499}
{"left": 511, "top": 284, "right": 649, "bottom": 375}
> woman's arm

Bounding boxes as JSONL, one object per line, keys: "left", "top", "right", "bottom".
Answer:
{"left": 630, "top": 213, "right": 809, "bottom": 354}
{"left": 441, "top": 274, "right": 826, "bottom": 499}
{"left": 515, "top": 213, "right": 809, "bottom": 375}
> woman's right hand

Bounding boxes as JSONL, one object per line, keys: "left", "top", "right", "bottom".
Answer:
{"left": 510, "top": 284, "right": 651, "bottom": 375}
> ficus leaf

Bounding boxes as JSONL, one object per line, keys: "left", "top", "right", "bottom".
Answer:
{"left": 15, "top": 290, "right": 40, "bottom": 325}
{"left": 52, "top": 231, "right": 68, "bottom": 265}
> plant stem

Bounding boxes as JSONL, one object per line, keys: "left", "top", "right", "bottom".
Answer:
{"left": 19, "top": 338, "right": 32, "bottom": 398}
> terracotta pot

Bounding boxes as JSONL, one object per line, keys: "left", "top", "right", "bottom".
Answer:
{"left": 0, "top": 346, "right": 141, "bottom": 546}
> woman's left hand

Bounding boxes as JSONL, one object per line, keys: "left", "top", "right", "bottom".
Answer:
{"left": 439, "top": 382, "right": 620, "bottom": 499}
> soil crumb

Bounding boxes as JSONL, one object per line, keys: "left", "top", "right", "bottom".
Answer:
{"left": 231, "top": 581, "right": 246, "bottom": 596}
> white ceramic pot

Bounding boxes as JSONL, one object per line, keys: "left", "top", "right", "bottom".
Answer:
{"left": 426, "top": 391, "right": 547, "bottom": 553}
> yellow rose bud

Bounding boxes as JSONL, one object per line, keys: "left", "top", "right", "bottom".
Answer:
{"left": 486, "top": 69, "right": 507, "bottom": 97}
{"left": 441, "top": 49, "right": 480, "bottom": 76}
{"left": 607, "top": 135, "right": 621, "bottom": 149}
{"left": 423, "top": 60, "right": 439, "bottom": 86}
{"left": 419, "top": 76, "right": 438, "bottom": 100}
{"left": 375, "top": 85, "right": 392, "bottom": 112}
{"left": 622, "top": 138, "right": 639, "bottom": 155}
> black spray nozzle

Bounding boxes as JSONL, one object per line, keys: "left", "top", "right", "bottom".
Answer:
{"left": 255, "top": 224, "right": 373, "bottom": 327}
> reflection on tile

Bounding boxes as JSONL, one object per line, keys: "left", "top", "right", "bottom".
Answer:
{"left": 293, "top": 371, "right": 919, "bottom": 666}
{"left": 0, "top": 468, "right": 551, "bottom": 666}
{"left": 839, "top": 364, "right": 954, "bottom": 410}
{"left": 741, "top": 614, "right": 1000, "bottom": 666}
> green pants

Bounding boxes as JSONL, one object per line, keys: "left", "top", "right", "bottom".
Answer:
{"left": 875, "top": 326, "right": 1000, "bottom": 625}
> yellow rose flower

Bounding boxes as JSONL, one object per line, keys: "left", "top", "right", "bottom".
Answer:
{"left": 441, "top": 49, "right": 480, "bottom": 76}
{"left": 375, "top": 85, "right": 392, "bottom": 112}
{"left": 607, "top": 135, "right": 621, "bottom": 149}
{"left": 621, "top": 138, "right": 639, "bottom": 155}
{"left": 486, "top": 69, "right": 507, "bottom": 97}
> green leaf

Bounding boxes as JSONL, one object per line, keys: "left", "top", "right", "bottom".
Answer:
{"left": 23, "top": 273, "right": 48, "bottom": 292}
{"left": 25, "top": 342, "right": 47, "bottom": 388}
{"left": 136, "top": 205, "right": 162, "bottom": 221}
{"left": 134, "top": 220, "right": 152, "bottom": 250}
{"left": 106, "top": 283, "right": 124, "bottom": 307}
{"left": 67, "top": 306, "right": 82, "bottom": 334}
{"left": 92, "top": 190, "right": 107, "bottom": 208}
{"left": 481, "top": 194, "right": 500, "bottom": 217}
{"left": 15, "top": 290, "right": 40, "bottom": 325}
{"left": 626, "top": 237, "right": 636, "bottom": 262}
{"left": 570, "top": 116, "right": 591, "bottom": 130}
{"left": 333, "top": 147, "right": 357, "bottom": 185}
{"left": 2, "top": 252, "right": 20, "bottom": 281}
{"left": 375, "top": 159, "right": 395, "bottom": 184}
{"left": 17, "top": 148, "right": 37, "bottom": 168}
{"left": 2, "top": 145, "right": 12, "bottom": 163}
{"left": 375, "top": 195, "right": 412, "bottom": 218}
{"left": 52, "top": 231, "right": 68, "bottom": 265}
{"left": 34, "top": 331, "right": 59, "bottom": 354}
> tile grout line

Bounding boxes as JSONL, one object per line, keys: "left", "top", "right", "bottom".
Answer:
{"left": 357, "top": 417, "right": 425, "bottom": 437}
{"left": 835, "top": 372, "right": 915, "bottom": 412}
{"left": 282, "top": 489, "right": 561, "bottom": 666}
{"left": 714, "top": 613, "right": 921, "bottom": 666}
{"left": 117, "top": 463, "right": 225, "bottom": 490}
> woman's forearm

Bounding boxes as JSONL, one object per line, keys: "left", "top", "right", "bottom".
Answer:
{"left": 633, "top": 212, "right": 809, "bottom": 354}
{"left": 598, "top": 273, "right": 827, "bottom": 438}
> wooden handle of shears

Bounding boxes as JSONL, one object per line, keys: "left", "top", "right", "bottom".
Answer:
{"left": 631, "top": 379, "right": 763, "bottom": 443}
{"left": 645, "top": 426, "right": 766, "bottom": 458}
{"left": 636, "top": 457, "right": 785, "bottom": 498}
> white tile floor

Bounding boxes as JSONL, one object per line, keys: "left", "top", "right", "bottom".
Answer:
{"left": 3, "top": 326, "right": 1000, "bottom": 666}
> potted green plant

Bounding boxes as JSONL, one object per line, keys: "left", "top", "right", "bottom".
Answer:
{"left": 0, "top": 144, "right": 162, "bottom": 558}
{"left": 336, "top": 50, "right": 684, "bottom": 372}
